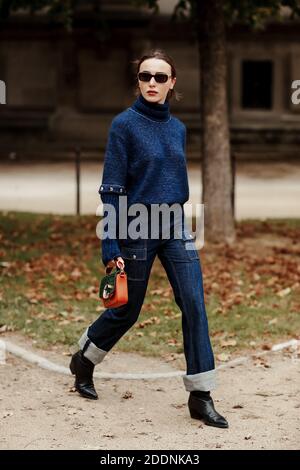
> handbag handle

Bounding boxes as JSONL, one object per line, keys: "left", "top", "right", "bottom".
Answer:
{"left": 105, "top": 259, "right": 125, "bottom": 275}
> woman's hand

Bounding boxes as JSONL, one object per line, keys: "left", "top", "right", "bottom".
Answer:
{"left": 107, "top": 256, "right": 125, "bottom": 270}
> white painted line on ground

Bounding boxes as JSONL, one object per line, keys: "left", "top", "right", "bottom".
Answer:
{"left": 0, "top": 339, "right": 6, "bottom": 365}
{"left": 271, "top": 338, "right": 299, "bottom": 351}
{"left": 1, "top": 340, "right": 184, "bottom": 379}
{"left": 218, "top": 339, "right": 299, "bottom": 369}
{"left": 0, "top": 338, "right": 299, "bottom": 380}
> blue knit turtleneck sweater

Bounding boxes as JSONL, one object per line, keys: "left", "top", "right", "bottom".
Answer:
{"left": 99, "top": 93, "right": 190, "bottom": 266}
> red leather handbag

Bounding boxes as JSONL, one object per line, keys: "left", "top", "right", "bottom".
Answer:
{"left": 99, "top": 264, "right": 128, "bottom": 308}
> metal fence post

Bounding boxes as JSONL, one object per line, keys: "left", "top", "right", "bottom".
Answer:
{"left": 75, "top": 147, "right": 81, "bottom": 215}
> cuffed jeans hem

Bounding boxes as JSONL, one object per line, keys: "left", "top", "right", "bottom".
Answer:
{"left": 78, "top": 328, "right": 108, "bottom": 365}
{"left": 183, "top": 369, "right": 216, "bottom": 392}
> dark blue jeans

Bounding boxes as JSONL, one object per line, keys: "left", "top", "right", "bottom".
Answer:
{"left": 79, "top": 207, "right": 216, "bottom": 391}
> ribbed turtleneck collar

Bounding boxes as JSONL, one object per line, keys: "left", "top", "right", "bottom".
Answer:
{"left": 130, "top": 93, "right": 170, "bottom": 122}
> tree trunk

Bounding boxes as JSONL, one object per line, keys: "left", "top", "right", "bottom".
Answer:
{"left": 197, "top": 0, "right": 235, "bottom": 244}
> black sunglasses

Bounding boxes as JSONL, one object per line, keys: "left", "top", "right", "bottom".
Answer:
{"left": 137, "top": 72, "right": 171, "bottom": 84}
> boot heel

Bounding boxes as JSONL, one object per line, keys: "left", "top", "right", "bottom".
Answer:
{"left": 189, "top": 408, "right": 202, "bottom": 420}
{"left": 69, "top": 357, "right": 75, "bottom": 375}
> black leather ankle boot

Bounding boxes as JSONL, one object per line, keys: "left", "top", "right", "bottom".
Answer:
{"left": 188, "top": 392, "right": 228, "bottom": 428}
{"left": 69, "top": 350, "right": 98, "bottom": 400}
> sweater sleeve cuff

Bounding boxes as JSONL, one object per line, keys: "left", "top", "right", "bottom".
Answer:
{"left": 101, "top": 239, "right": 122, "bottom": 267}
{"left": 99, "top": 183, "right": 126, "bottom": 195}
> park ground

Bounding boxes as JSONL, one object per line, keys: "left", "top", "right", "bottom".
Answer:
{"left": 0, "top": 160, "right": 299, "bottom": 450}
{"left": 0, "top": 332, "right": 299, "bottom": 450}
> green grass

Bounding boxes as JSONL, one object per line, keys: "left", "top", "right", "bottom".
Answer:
{"left": 0, "top": 211, "right": 299, "bottom": 361}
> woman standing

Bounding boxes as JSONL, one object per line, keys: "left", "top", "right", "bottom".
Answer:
{"left": 70, "top": 49, "right": 228, "bottom": 429}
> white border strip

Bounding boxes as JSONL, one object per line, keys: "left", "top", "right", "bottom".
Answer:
{"left": 0, "top": 338, "right": 299, "bottom": 380}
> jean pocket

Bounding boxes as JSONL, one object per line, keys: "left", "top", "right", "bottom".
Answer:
{"left": 120, "top": 246, "right": 147, "bottom": 281}
{"left": 181, "top": 229, "right": 199, "bottom": 260}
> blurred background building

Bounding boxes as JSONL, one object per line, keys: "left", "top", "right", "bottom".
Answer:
{"left": 0, "top": 0, "right": 299, "bottom": 161}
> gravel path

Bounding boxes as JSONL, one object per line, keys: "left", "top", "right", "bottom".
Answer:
{"left": 0, "top": 334, "right": 299, "bottom": 450}
{"left": 1, "top": 161, "right": 300, "bottom": 219}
